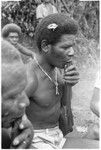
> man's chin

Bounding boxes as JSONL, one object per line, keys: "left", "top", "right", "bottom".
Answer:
{"left": 57, "top": 64, "right": 64, "bottom": 69}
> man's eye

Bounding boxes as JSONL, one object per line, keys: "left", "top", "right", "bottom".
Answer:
{"left": 62, "top": 46, "right": 68, "bottom": 50}
{"left": 10, "top": 95, "right": 18, "bottom": 100}
{"left": 9, "top": 92, "right": 23, "bottom": 100}
{"left": 64, "top": 47, "right": 71, "bottom": 50}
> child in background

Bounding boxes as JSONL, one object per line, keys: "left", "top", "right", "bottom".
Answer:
{"left": 2, "top": 23, "right": 35, "bottom": 63}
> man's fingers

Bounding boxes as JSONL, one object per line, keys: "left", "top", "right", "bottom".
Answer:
{"left": 19, "top": 115, "right": 32, "bottom": 129}
{"left": 64, "top": 70, "right": 79, "bottom": 76}
{"left": 19, "top": 121, "right": 31, "bottom": 130}
{"left": 15, "top": 139, "right": 31, "bottom": 149}
{"left": 64, "top": 80, "right": 79, "bottom": 85}
{"left": 16, "top": 142, "right": 27, "bottom": 149}
{"left": 12, "top": 115, "right": 34, "bottom": 148}
{"left": 63, "top": 76, "right": 79, "bottom": 80}
{"left": 12, "top": 129, "right": 31, "bottom": 146}
{"left": 65, "top": 65, "right": 76, "bottom": 72}
{"left": 11, "top": 140, "right": 29, "bottom": 149}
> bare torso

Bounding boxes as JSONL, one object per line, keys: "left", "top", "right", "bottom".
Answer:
{"left": 26, "top": 60, "right": 64, "bottom": 129}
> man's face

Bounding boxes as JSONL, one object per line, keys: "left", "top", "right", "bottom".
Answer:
{"left": 48, "top": 34, "right": 76, "bottom": 68}
{"left": 2, "top": 64, "right": 29, "bottom": 128}
{"left": 7, "top": 32, "right": 19, "bottom": 45}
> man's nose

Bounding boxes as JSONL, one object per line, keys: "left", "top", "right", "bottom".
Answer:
{"left": 68, "top": 47, "right": 74, "bottom": 56}
{"left": 13, "top": 38, "right": 17, "bottom": 41}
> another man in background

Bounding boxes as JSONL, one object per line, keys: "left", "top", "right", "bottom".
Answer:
{"left": 2, "top": 23, "right": 34, "bottom": 63}
{"left": 2, "top": 40, "right": 34, "bottom": 149}
{"left": 36, "top": 0, "right": 58, "bottom": 23}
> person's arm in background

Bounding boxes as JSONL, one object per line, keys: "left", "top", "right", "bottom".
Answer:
{"left": 85, "top": 71, "right": 100, "bottom": 140}
{"left": 90, "top": 72, "right": 100, "bottom": 117}
{"left": 15, "top": 43, "right": 35, "bottom": 59}
{"left": 90, "top": 88, "right": 100, "bottom": 117}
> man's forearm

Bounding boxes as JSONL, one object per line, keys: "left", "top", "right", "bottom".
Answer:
{"left": 16, "top": 43, "right": 34, "bottom": 57}
{"left": 61, "top": 84, "right": 72, "bottom": 106}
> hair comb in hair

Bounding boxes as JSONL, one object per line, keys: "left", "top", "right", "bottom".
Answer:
{"left": 47, "top": 23, "right": 58, "bottom": 31}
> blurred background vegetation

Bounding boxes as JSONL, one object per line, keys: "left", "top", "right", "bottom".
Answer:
{"left": 1, "top": 0, "right": 100, "bottom": 67}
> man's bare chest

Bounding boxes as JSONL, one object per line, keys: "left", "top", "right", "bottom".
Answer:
{"left": 31, "top": 71, "right": 63, "bottom": 107}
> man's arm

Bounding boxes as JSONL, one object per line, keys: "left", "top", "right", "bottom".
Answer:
{"left": 90, "top": 72, "right": 100, "bottom": 117}
{"left": 59, "top": 64, "right": 79, "bottom": 135}
{"left": 90, "top": 87, "right": 100, "bottom": 117}
{"left": 61, "top": 83, "right": 72, "bottom": 106}
{"left": 25, "top": 61, "right": 38, "bottom": 97}
{"left": 60, "top": 63, "right": 79, "bottom": 105}
{"left": 16, "top": 43, "right": 35, "bottom": 59}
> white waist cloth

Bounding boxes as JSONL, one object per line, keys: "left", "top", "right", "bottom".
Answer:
{"left": 31, "top": 126, "right": 66, "bottom": 149}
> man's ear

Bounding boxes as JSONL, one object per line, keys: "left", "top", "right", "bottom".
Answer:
{"left": 41, "top": 40, "right": 51, "bottom": 53}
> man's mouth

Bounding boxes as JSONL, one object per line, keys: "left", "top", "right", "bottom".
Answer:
{"left": 11, "top": 116, "right": 22, "bottom": 127}
{"left": 63, "top": 59, "right": 72, "bottom": 67}
{"left": 66, "top": 58, "right": 72, "bottom": 63}
{"left": 2, "top": 115, "right": 23, "bottom": 128}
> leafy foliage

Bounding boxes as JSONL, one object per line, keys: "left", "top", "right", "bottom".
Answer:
{"left": 58, "top": 0, "right": 99, "bottom": 41}
{"left": 1, "top": 0, "right": 99, "bottom": 67}
{"left": 1, "top": 0, "right": 39, "bottom": 37}
{"left": 1, "top": 0, "right": 99, "bottom": 40}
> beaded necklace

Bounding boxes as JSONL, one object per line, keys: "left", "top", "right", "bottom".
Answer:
{"left": 34, "top": 56, "right": 59, "bottom": 95}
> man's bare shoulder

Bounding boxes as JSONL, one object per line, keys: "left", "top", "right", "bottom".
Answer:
{"left": 25, "top": 60, "right": 38, "bottom": 97}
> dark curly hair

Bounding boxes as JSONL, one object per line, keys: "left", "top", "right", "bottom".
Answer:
{"left": 2, "top": 23, "right": 21, "bottom": 38}
{"left": 34, "top": 13, "right": 78, "bottom": 51}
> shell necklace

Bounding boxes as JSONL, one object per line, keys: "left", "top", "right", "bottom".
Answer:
{"left": 34, "top": 56, "right": 59, "bottom": 95}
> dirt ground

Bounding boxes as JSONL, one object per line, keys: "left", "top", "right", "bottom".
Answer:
{"left": 67, "top": 65, "right": 99, "bottom": 138}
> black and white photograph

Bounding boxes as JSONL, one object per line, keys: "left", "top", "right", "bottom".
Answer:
{"left": 1, "top": 0, "right": 100, "bottom": 149}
